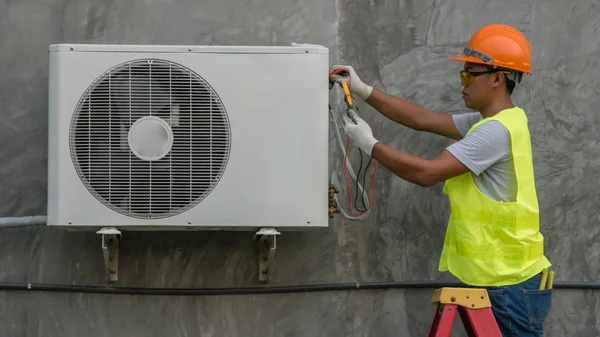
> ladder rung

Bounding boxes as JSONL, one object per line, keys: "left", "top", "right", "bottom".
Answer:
{"left": 431, "top": 287, "right": 491, "bottom": 309}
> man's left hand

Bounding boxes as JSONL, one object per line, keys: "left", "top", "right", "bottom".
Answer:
{"left": 342, "top": 113, "right": 380, "bottom": 156}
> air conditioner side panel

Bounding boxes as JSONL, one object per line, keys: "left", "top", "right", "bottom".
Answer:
{"left": 48, "top": 51, "right": 111, "bottom": 227}
{"left": 47, "top": 51, "right": 62, "bottom": 226}
{"left": 47, "top": 48, "right": 330, "bottom": 230}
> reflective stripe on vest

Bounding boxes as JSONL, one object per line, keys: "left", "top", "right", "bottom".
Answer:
{"left": 439, "top": 107, "right": 551, "bottom": 287}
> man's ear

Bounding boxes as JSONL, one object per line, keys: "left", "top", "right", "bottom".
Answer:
{"left": 492, "top": 71, "right": 505, "bottom": 88}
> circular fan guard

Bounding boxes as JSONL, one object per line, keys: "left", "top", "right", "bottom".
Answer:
{"left": 69, "top": 59, "right": 231, "bottom": 219}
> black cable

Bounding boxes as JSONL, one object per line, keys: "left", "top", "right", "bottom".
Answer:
{"left": 354, "top": 152, "right": 373, "bottom": 213}
{"left": 0, "top": 280, "right": 596, "bottom": 296}
{"left": 349, "top": 103, "right": 373, "bottom": 213}
{"left": 330, "top": 96, "right": 373, "bottom": 214}
{"left": 361, "top": 156, "right": 373, "bottom": 211}
{"left": 353, "top": 144, "right": 374, "bottom": 213}
{"left": 354, "top": 149, "right": 366, "bottom": 212}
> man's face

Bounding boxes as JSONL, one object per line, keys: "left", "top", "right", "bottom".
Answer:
{"left": 459, "top": 62, "right": 502, "bottom": 111}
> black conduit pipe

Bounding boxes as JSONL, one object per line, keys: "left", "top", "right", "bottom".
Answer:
{"left": 0, "top": 280, "right": 599, "bottom": 296}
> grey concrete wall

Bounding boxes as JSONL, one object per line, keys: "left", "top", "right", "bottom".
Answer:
{"left": 0, "top": 0, "right": 598, "bottom": 336}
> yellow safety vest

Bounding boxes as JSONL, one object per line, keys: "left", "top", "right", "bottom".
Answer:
{"left": 439, "top": 107, "right": 551, "bottom": 287}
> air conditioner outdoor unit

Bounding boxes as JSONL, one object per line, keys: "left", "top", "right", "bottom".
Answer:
{"left": 47, "top": 43, "right": 330, "bottom": 282}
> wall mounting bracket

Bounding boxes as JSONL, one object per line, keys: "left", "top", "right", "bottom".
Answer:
{"left": 96, "top": 227, "right": 122, "bottom": 283}
{"left": 254, "top": 227, "right": 280, "bottom": 283}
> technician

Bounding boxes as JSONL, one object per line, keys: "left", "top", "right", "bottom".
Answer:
{"left": 330, "top": 23, "right": 553, "bottom": 336}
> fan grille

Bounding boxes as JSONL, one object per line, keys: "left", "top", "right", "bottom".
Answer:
{"left": 69, "top": 59, "right": 231, "bottom": 219}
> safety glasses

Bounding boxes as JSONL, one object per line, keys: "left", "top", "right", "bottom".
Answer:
{"left": 459, "top": 69, "right": 509, "bottom": 86}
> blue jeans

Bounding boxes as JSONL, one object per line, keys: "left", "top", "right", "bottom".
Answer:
{"left": 486, "top": 273, "right": 553, "bottom": 337}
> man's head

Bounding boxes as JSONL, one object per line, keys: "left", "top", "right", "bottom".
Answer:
{"left": 450, "top": 24, "right": 531, "bottom": 111}
{"left": 459, "top": 62, "right": 522, "bottom": 111}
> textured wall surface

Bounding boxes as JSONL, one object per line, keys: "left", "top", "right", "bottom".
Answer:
{"left": 0, "top": 0, "right": 599, "bottom": 336}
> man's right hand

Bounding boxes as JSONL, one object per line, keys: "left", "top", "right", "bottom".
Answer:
{"left": 329, "top": 65, "right": 373, "bottom": 101}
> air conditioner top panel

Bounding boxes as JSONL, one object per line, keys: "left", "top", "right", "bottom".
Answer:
{"left": 48, "top": 43, "right": 329, "bottom": 54}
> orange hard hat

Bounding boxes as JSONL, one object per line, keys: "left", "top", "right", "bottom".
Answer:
{"left": 450, "top": 24, "right": 532, "bottom": 75}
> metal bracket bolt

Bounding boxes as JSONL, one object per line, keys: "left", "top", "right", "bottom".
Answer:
{"left": 254, "top": 228, "right": 280, "bottom": 283}
{"left": 96, "top": 227, "right": 122, "bottom": 283}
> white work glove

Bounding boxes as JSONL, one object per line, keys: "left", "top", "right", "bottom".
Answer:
{"left": 329, "top": 65, "right": 373, "bottom": 101}
{"left": 342, "top": 112, "right": 379, "bottom": 156}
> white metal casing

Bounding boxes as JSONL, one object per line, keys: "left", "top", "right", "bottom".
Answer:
{"left": 47, "top": 43, "right": 330, "bottom": 230}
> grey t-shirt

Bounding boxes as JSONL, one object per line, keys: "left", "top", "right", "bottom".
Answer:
{"left": 446, "top": 113, "right": 517, "bottom": 202}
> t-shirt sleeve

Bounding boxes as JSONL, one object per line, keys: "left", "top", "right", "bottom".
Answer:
{"left": 445, "top": 120, "right": 511, "bottom": 176}
{"left": 452, "top": 112, "right": 483, "bottom": 137}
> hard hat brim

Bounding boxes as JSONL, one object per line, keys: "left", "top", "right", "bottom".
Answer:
{"left": 449, "top": 55, "right": 492, "bottom": 66}
{"left": 449, "top": 55, "right": 532, "bottom": 75}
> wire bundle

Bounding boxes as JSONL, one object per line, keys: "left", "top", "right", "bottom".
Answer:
{"left": 329, "top": 69, "right": 377, "bottom": 220}
{"left": 344, "top": 134, "right": 376, "bottom": 216}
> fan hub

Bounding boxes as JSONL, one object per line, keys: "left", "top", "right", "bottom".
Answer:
{"left": 128, "top": 116, "right": 173, "bottom": 161}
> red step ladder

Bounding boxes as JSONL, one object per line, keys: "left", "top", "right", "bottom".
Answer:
{"left": 427, "top": 287, "right": 502, "bottom": 337}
